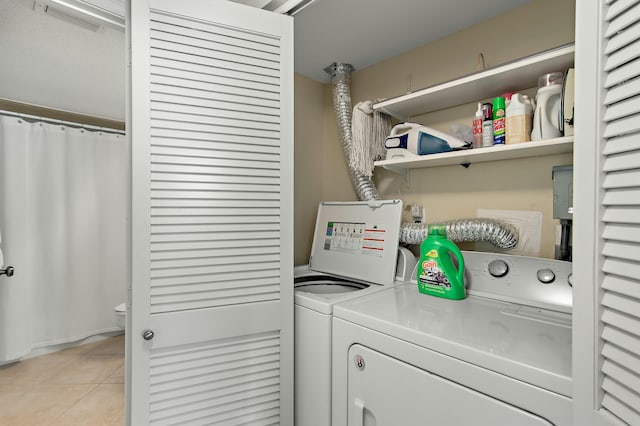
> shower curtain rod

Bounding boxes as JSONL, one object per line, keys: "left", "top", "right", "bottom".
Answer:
{"left": 0, "top": 109, "right": 125, "bottom": 136}
{"left": 0, "top": 98, "right": 125, "bottom": 135}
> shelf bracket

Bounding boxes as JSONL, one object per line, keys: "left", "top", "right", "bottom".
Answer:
{"left": 379, "top": 165, "right": 410, "bottom": 189}
{"left": 382, "top": 164, "right": 409, "bottom": 177}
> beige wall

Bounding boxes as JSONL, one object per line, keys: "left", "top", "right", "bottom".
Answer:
{"left": 294, "top": 73, "right": 326, "bottom": 265}
{"left": 295, "top": 0, "right": 576, "bottom": 262}
{"left": 294, "top": 73, "right": 361, "bottom": 265}
{"left": 350, "top": 0, "right": 576, "bottom": 103}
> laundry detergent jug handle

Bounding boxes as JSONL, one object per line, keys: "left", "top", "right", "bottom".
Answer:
{"left": 453, "top": 247, "right": 465, "bottom": 285}
{"left": 442, "top": 244, "right": 464, "bottom": 283}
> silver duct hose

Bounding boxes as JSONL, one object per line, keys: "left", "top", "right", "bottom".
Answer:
{"left": 401, "top": 219, "right": 519, "bottom": 249}
{"left": 324, "top": 62, "right": 518, "bottom": 249}
{"left": 324, "top": 63, "right": 380, "bottom": 201}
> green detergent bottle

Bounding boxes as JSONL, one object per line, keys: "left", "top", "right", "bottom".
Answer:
{"left": 416, "top": 225, "right": 466, "bottom": 299}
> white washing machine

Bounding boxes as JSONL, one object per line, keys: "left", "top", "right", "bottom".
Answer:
{"left": 294, "top": 200, "right": 415, "bottom": 426}
{"left": 331, "top": 251, "right": 573, "bottom": 426}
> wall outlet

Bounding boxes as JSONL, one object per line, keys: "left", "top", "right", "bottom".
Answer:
{"left": 409, "top": 204, "right": 426, "bottom": 223}
{"left": 476, "top": 209, "right": 543, "bottom": 257}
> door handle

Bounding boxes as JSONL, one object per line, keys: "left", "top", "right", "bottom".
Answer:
{"left": 142, "top": 330, "right": 154, "bottom": 340}
{"left": 354, "top": 398, "right": 365, "bottom": 426}
{"left": 0, "top": 266, "right": 14, "bottom": 277}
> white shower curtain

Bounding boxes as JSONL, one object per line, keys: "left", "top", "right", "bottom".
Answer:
{"left": 0, "top": 113, "right": 128, "bottom": 362}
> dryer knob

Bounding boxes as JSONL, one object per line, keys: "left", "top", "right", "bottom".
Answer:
{"left": 488, "top": 260, "right": 509, "bottom": 277}
{"left": 537, "top": 269, "right": 556, "bottom": 284}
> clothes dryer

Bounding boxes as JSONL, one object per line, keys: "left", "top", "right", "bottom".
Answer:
{"left": 332, "top": 251, "right": 573, "bottom": 425}
{"left": 294, "top": 200, "right": 414, "bottom": 426}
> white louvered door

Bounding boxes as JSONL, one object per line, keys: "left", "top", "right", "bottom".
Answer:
{"left": 127, "top": 1, "right": 293, "bottom": 424}
{"left": 574, "top": 0, "right": 640, "bottom": 425}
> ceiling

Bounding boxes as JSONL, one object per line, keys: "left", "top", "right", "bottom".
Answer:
{"left": 37, "top": 0, "right": 536, "bottom": 83}
{"left": 293, "top": 0, "right": 535, "bottom": 82}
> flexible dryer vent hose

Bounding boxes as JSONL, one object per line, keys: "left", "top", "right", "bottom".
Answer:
{"left": 324, "top": 63, "right": 380, "bottom": 201}
{"left": 401, "top": 219, "right": 519, "bottom": 249}
{"left": 323, "top": 62, "right": 518, "bottom": 249}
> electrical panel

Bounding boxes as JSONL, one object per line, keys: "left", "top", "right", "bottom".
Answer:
{"left": 553, "top": 165, "right": 573, "bottom": 221}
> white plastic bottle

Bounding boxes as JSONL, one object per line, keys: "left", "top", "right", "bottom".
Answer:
{"left": 506, "top": 93, "right": 532, "bottom": 144}
{"left": 531, "top": 72, "right": 563, "bottom": 141}
{"left": 523, "top": 95, "right": 534, "bottom": 117}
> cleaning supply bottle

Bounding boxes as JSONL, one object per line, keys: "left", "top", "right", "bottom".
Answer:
{"left": 506, "top": 93, "right": 532, "bottom": 144}
{"left": 472, "top": 103, "right": 483, "bottom": 149}
{"left": 492, "top": 96, "right": 506, "bottom": 145}
{"left": 531, "top": 72, "right": 563, "bottom": 141}
{"left": 481, "top": 102, "right": 493, "bottom": 147}
{"left": 416, "top": 225, "right": 466, "bottom": 300}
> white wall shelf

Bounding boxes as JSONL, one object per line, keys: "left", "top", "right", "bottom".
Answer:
{"left": 375, "top": 136, "right": 573, "bottom": 172}
{"left": 373, "top": 44, "right": 575, "bottom": 121}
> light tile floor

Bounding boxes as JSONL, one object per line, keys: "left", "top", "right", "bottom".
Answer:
{"left": 0, "top": 335, "right": 125, "bottom": 425}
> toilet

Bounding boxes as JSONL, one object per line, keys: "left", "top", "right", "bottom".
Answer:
{"left": 114, "top": 303, "right": 126, "bottom": 329}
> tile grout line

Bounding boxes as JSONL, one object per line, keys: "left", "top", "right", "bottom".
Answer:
{"left": 0, "top": 335, "right": 125, "bottom": 425}
{"left": 50, "top": 382, "right": 102, "bottom": 423}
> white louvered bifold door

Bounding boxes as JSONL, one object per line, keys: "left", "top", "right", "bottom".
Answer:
{"left": 574, "top": 0, "right": 640, "bottom": 425}
{"left": 600, "top": 0, "right": 640, "bottom": 423}
{"left": 127, "top": 1, "right": 293, "bottom": 424}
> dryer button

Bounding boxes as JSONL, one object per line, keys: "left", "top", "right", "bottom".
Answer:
{"left": 488, "top": 260, "right": 509, "bottom": 277}
{"left": 537, "top": 269, "right": 556, "bottom": 284}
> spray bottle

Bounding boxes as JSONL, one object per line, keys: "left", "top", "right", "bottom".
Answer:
{"left": 481, "top": 103, "right": 493, "bottom": 147}
{"left": 493, "top": 96, "right": 506, "bottom": 145}
{"left": 416, "top": 225, "right": 466, "bottom": 300}
{"left": 472, "top": 103, "right": 483, "bottom": 149}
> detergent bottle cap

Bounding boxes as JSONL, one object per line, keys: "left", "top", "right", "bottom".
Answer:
{"left": 427, "top": 224, "right": 447, "bottom": 237}
{"left": 538, "top": 72, "right": 563, "bottom": 88}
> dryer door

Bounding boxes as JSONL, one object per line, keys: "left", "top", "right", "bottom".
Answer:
{"left": 347, "top": 344, "right": 553, "bottom": 426}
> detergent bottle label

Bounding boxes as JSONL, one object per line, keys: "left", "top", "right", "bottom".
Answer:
{"left": 418, "top": 253, "right": 451, "bottom": 291}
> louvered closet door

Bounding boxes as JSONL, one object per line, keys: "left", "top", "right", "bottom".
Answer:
{"left": 574, "top": 0, "right": 640, "bottom": 425}
{"left": 600, "top": 0, "right": 640, "bottom": 423}
{"left": 128, "top": 1, "right": 293, "bottom": 424}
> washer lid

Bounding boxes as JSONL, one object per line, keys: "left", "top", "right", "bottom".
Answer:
{"left": 295, "top": 275, "right": 369, "bottom": 294}
{"left": 309, "top": 200, "right": 403, "bottom": 286}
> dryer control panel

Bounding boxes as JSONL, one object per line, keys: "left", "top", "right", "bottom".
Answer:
{"left": 411, "top": 251, "right": 572, "bottom": 313}
{"left": 465, "top": 251, "right": 572, "bottom": 313}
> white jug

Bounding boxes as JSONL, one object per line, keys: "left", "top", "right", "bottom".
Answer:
{"left": 531, "top": 72, "right": 563, "bottom": 141}
{"left": 506, "top": 93, "right": 532, "bottom": 144}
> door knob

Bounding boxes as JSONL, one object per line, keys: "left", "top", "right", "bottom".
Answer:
{"left": 142, "top": 330, "right": 154, "bottom": 340}
{"left": 0, "top": 266, "right": 14, "bottom": 277}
